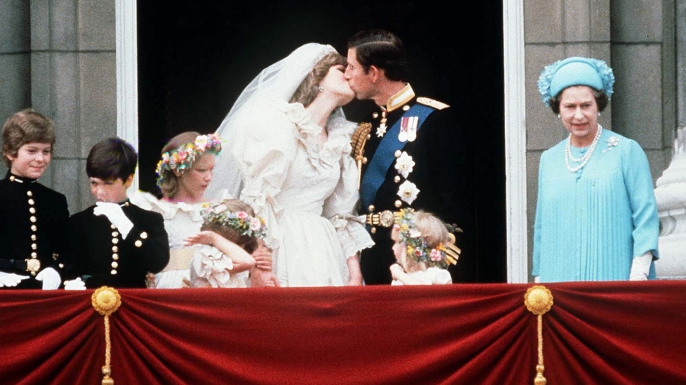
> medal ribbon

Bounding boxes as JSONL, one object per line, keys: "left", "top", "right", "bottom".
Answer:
{"left": 360, "top": 103, "right": 435, "bottom": 210}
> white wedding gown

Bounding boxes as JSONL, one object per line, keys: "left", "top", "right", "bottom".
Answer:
{"left": 223, "top": 98, "right": 373, "bottom": 287}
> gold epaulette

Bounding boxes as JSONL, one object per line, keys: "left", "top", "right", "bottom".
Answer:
{"left": 444, "top": 244, "right": 461, "bottom": 265}
{"left": 351, "top": 122, "right": 372, "bottom": 189}
{"left": 417, "top": 96, "right": 450, "bottom": 110}
{"left": 351, "top": 122, "right": 372, "bottom": 161}
{"left": 444, "top": 228, "right": 462, "bottom": 265}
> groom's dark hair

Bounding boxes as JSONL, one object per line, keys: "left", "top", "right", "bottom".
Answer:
{"left": 347, "top": 29, "right": 408, "bottom": 81}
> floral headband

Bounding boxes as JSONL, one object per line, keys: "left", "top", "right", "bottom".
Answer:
{"left": 393, "top": 208, "right": 460, "bottom": 269}
{"left": 201, "top": 201, "right": 268, "bottom": 240}
{"left": 538, "top": 57, "right": 614, "bottom": 108}
{"left": 155, "top": 133, "right": 223, "bottom": 187}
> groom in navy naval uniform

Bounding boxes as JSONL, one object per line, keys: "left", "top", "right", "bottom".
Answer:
{"left": 345, "top": 29, "right": 475, "bottom": 284}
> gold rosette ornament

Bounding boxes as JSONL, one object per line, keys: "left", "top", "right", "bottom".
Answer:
{"left": 524, "top": 285, "right": 553, "bottom": 385}
{"left": 92, "top": 287, "right": 122, "bottom": 385}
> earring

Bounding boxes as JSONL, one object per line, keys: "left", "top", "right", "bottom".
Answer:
{"left": 318, "top": 85, "right": 324, "bottom": 92}
{"left": 557, "top": 114, "right": 561, "bottom": 119}
{"left": 597, "top": 112, "right": 601, "bottom": 117}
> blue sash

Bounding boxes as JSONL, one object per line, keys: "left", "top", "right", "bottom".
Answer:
{"left": 360, "top": 103, "right": 435, "bottom": 210}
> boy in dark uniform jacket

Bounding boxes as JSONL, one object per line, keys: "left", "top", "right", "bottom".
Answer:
{"left": 68, "top": 138, "right": 170, "bottom": 288}
{"left": 345, "top": 29, "right": 475, "bottom": 284}
{"left": 0, "top": 109, "right": 70, "bottom": 289}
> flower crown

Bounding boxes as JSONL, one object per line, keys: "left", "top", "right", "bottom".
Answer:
{"left": 393, "top": 208, "right": 460, "bottom": 269}
{"left": 538, "top": 57, "right": 615, "bottom": 108}
{"left": 155, "top": 133, "right": 223, "bottom": 187}
{"left": 200, "top": 201, "right": 268, "bottom": 240}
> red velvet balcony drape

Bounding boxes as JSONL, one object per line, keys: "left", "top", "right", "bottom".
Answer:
{"left": 1, "top": 281, "right": 685, "bottom": 385}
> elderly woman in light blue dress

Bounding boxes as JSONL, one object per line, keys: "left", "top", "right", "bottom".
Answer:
{"left": 532, "top": 57, "right": 659, "bottom": 282}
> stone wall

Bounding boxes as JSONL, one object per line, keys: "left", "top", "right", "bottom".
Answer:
{"left": 0, "top": 1, "right": 117, "bottom": 213}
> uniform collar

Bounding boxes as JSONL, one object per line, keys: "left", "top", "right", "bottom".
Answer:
{"left": 384, "top": 83, "right": 415, "bottom": 113}
{"left": 6, "top": 172, "right": 37, "bottom": 184}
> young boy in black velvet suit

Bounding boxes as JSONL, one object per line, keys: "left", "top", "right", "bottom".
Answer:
{"left": 68, "top": 137, "right": 170, "bottom": 288}
{"left": 0, "top": 109, "right": 70, "bottom": 289}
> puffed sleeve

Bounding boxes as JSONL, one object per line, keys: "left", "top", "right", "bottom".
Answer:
{"left": 322, "top": 118, "right": 374, "bottom": 259}
{"left": 622, "top": 139, "right": 660, "bottom": 259}
{"left": 427, "top": 267, "right": 453, "bottom": 284}
{"left": 189, "top": 245, "right": 235, "bottom": 288}
{"left": 231, "top": 100, "right": 298, "bottom": 252}
{"left": 128, "top": 190, "right": 156, "bottom": 211}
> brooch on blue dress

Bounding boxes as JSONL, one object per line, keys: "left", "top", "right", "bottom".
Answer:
{"left": 603, "top": 136, "right": 620, "bottom": 154}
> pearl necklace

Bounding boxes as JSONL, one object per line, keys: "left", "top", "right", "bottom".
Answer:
{"left": 565, "top": 126, "right": 602, "bottom": 173}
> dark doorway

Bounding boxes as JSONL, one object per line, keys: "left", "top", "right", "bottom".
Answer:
{"left": 137, "top": 0, "right": 506, "bottom": 283}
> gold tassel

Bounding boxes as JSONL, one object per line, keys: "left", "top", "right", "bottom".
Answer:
{"left": 525, "top": 285, "right": 554, "bottom": 385}
{"left": 92, "top": 287, "right": 122, "bottom": 385}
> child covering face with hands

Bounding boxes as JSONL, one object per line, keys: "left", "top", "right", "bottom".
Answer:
{"left": 188, "top": 199, "right": 272, "bottom": 288}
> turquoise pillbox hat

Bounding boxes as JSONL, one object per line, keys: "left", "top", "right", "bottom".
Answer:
{"left": 538, "top": 56, "right": 615, "bottom": 107}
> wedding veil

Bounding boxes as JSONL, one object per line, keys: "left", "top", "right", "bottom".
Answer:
{"left": 205, "top": 43, "right": 340, "bottom": 200}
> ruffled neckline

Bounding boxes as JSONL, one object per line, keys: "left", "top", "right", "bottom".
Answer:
{"left": 278, "top": 101, "right": 355, "bottom": 167}
{"left": 129, "top": 190, "right": 205, "bottom": 222}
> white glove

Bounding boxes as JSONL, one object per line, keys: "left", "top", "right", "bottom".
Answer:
{"left": 533, "top": 276, "right": 541, "bottom": 283}
{"left": 0, "top": 271, "right": 30, "bottom": 287}
{"left": 64, "top": 277, "right": 86, "bottom": 290}
{"left": 630, "top": 252, "right": 653, "bottom": 281}
{"left": 35, "top": 267, "right": 62, "bottom": 290}
{"left": 94, "top": 202, "right": 134, "bottom": 239}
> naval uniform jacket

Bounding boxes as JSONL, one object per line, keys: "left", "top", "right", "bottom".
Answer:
{"left": 355, "top": 85, "right": 474, "bottom": 285}
{"left": 67, "top": 201, "right": 170, "bottom": 288}
{"left": 0, "top": 172, "right": 70, "bottom": 289}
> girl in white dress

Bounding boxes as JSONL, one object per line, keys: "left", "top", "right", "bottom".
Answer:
{"left": 205, "top": 43, "right": 374, "bottom": 287}
{"left": 390, "top": 209, "right": 460, "bottom": 285}
{"left": 131, "top": 131, "right": 223, "bottom": 288}
{"left": 132, "top": 132, "right": 277, "bottom": 288}
{"left": 188, "top": 198, "right": 268, "bottom": 288}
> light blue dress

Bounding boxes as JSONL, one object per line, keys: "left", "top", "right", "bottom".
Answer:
{"left": 532, "top": 127, "right": 659, "bottom": 282}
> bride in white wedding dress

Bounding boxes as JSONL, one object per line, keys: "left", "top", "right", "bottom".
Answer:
{"left": 205, "top": 43, "right": 373, "bottom": 287}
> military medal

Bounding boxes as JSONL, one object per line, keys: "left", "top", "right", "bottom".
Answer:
{"left": 376, "top": 122, "right": 387, "bottom": 137}
{"left": 398, "top": 123, "right": 407, "bottom": 142}
{"left": 399, "top": 116, "right": 418, "bottom": 142}
{"left": 376, "top": 110, "right": 387, "bottom": 137}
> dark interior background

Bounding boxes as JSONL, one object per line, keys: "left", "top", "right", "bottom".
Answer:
{"left": 137, "top": 0, "right": 506, "bottom": 283}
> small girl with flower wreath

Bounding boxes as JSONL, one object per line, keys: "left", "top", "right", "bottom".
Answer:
{"left": 390, "top": 208, "right": 460, "bottom": 285}
{"left": 187, "top": 198, "right": 270, "bottom": 288}
{"left": 130, "top": 131, "right": 224, "bottom": 288}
